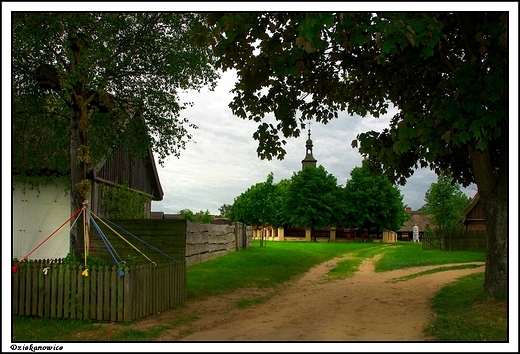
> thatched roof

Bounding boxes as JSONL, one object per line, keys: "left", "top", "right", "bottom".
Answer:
{"left": 398, "top": 207, "right": 431, "bottom": 232}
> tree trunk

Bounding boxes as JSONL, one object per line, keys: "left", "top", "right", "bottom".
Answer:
{"left": 469, "top": 128, "right": 508, "bottom": 299}
{"left": 68, "top": 35, "right": 92, "bottom": 261}
{"left": 70, "top": 106, "right": 87, "bottom": 260}
{"left": 481, "top": 191, "right": 507, "bottom": 299}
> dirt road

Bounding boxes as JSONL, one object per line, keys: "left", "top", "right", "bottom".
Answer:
{"left": 125, "top": 255, "right": 484, "bottom": 342}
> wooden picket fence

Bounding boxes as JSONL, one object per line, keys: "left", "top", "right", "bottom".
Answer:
{"left": 12, "top": 259, "right": 186, "bottom": 322}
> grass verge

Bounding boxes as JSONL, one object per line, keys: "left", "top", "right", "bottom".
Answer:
{"left": 387, "top": 264, "right": 484, "bottom": 283}
{"left": 424, "top": 272, "right": 507, "bottom": 341}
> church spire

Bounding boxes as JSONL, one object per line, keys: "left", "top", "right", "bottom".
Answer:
{"left": 301, "top": 122, "right": 317, "bottom": 170}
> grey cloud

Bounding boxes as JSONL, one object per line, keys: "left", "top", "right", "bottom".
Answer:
{"left": 153, "top": 72, "right": 477, "bottom": 215}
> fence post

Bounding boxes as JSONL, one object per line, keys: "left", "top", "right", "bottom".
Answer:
{"left": 305, "top": 228, "right": 311, "bottom": 241}
{"left": 330, "top": 227, "right": 336, "bottom": 242}
{"left": 278, "top": 227, "right": 285, "bottom": 242}
{"left": 234, "top": 222, "right": 240, "bottom": 251}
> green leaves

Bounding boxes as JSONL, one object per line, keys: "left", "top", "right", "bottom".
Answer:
{"left": 101, "top": 180, "right": 151, "bottom": 219}
{"left": 341, "top": 164, "right": 408, "bottom": 232}
{"left": 180, "top": 209, "right": 213, "bottom": 224}
{"left": 232, "top": 173, "right": 279, "bottom": 226}
{"left": 283, "top": 166, "right": 339, "bottom": 230}
{"left": 441, "top": 131, "right": 451, "bottom": 144}
{"left": 421, "top": 45, "right": 434, "bottom": 58}
{"left": 13, "top": 13, "right": 219, "bottom": 173}
{"left": 419, "top": 173, "right": 470, "bottom": 232}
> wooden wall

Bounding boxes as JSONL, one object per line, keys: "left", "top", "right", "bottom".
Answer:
{"left": 89, "top": 219, "right": 186, "bottom": 265}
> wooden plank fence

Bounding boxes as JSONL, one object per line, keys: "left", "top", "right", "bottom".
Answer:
{"left": 12, "top": 259, "right": 186, "bottom": 322}
{"left": 422, "top": 230, "right": 487, "bottom": 251}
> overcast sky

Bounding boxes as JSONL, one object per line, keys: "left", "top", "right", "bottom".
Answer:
{"left": 151, "top": 69, "right": 478, "bottom": 215}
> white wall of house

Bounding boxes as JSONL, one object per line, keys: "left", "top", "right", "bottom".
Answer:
{"left": 12, "top": 179, "right": 71, "bottom": 260}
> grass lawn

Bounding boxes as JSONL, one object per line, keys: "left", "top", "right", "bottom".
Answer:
{"left": 424, "top": 272, "right": 508, "bottom": 341}
{"left": 12, "top": 240, "right": 507, "bottom": 342}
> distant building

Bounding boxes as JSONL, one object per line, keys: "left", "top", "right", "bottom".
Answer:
{"left": 150, "top": 212, "right": 182, "bottom": 219}
{"left": 462, "top": 193, "right": 486, "bottom": 231}
{"left": 301, "top": 126, "right": 317, "bottom": 170}
{"left": 211, "top": 217, "right": 232, "bottom": 225}
{"left": 397, "top": 207, "right": 430, "bottom": 240}
{"left": 13, "top": 144, "right": 164, "bottom": 260}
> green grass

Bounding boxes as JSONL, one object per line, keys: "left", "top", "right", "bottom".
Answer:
{"left": 424, "top": 272, "right": 507, "bottom": 341}
{"left": 110, "top": 316, "right": 199, "bottom": 341}
{"left": 186, "top": 240, "right": 380, "bottom": 299}
{"left": 374, "top": 242, "right": 485, "bottom": 272}
{"left": 13, "top": 240, "right": 502, "bottom": 342}
{"left": 387, "top": 264, "right": 483, "bottom": 283}
{"left": 12, "top": 317, "right": 96, "bottom": 341}
{"left": 327, "top": 244, "right": 389, "bottom": 280}
{"left": 326, "top": 242, "right": 484, "bottom": 281}
{"left": 236, "top": 296, "right": 271, "bottom": 309}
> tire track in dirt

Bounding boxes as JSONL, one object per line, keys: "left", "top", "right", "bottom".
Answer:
{"left": 146, "top": 255, "right": 485, "bottom": 341}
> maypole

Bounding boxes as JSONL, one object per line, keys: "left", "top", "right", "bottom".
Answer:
{"left": 81, "top": 199, "right": 89, "bottom": 276}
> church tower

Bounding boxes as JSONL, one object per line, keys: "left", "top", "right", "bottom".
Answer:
{"left": 301, "top": 124, "right": 317, "bottom": 170}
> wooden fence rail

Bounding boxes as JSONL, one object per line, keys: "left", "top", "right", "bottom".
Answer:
{"left": 422, "top": 230, "right": 487, "bottom": 251}
{"left": 12, "top": 259, "right": 186, "bottom": 322}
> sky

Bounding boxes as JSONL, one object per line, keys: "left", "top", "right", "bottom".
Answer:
{"left": 151, "top": 69, "right": 478, "bottom": 216}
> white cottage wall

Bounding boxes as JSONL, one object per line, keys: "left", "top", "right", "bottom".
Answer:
{"left": 12, "top": 179, "right": 71, "bottom": 260}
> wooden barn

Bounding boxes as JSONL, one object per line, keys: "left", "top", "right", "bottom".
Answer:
{"left": 12, "top": 144, "right": 163, "bottom": 261}
{"left": 462, "top": 193, "right": 486, "bottom": 231}
{"left": 90, "top": 145, "right": 164, "bottom": 218}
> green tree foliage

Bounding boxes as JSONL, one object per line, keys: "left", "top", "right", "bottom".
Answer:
{"left": 12, "top": 13, "right": 218, "bottom": 257}
{"left": 195, "top": 210, "right": 213, "bottom": 224}
{"left": 271, "top": 178, "right": 291, "bottom": 227}
{"left": 232, "top": 173, "right": 277, "bottom": 226}
{"left": 218, "top": 203, "right": 233, "bottom": 218}
{"left": 341, "top": 163, "right": 409, "bottom": 235}
{"left": 179, "top": 209, "right": 213, "bottom": 224}
{"left": 13, "top": 13, "right": 218, "bottom": 168}
{"left": 101, "top": 180, "right": 151, "bottom": 219}
{"left": 179, "top": 209, "right": 196, "bottom": 222}
{"left": 283, "top": 166, "right": 340, "bottom": 241}
{"left": 193, "top": 12, "right": 508, "bottom": 299}
{"left": 419, "top": 174, "right": 470, "bottom": 232}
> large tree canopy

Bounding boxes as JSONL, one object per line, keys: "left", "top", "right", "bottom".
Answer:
{"left": 281, "top": 165, "right": 340, "bottom": 241}
{"left": 12, "top": 13, "right": 219, "bottom": 257}
{"left": 13, "top": 13, "right": 219, "bottom": 171}
{"left": 232, "top": 172, "right": 278, "bottom": 227}
{"left": 193, "top": 12, "right": 508, "bottom": 298}
{"left": 341, "top": 163, "right": 409, "bottom": 235}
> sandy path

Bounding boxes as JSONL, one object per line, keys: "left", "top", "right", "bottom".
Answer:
{"left": 133, "top": 255, "right": 484, "bottom": 342}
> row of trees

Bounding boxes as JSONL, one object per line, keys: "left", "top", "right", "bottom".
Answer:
{"left": 223, "top": 163, "right": 409, "bottom": 241}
